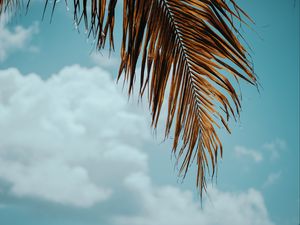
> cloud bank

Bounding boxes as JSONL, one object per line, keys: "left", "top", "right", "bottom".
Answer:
{"left": 0, "top": 65, "right": 149, "bottom": 207}
{"left": 114, "top": 172, "right": 274, "bottom": 225}
{"left": 0, "top": 65, "right": 275, "bottom": 225}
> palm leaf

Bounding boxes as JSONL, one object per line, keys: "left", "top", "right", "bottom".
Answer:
{"left": 0, "top": 0, "right": 257, "bottom": 196}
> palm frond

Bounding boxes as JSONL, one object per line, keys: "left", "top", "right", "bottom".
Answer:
{"left": 0, "top": 0, "right": 257, "bottom": 196}
{"left": 117, "top": 0, "right": 256, "bottom": 196}
{"left": 0, "top": 0, "right": 20, "bottom": 13}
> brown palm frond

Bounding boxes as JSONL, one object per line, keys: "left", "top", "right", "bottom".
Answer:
{"left": 117, "top": 0, "right": 256, "bottom": 196}
{"left": 0, "top": 0, "right": 257, "bottom": 196}
{"left": 0, "top": 0, "right": 19, "bottom": 13}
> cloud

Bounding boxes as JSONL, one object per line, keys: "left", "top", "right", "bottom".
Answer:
{"left": 1, "top": 158, "right": 112, "bottom": 207}
{"left": 263, "top": 138, "right": 286, "bottom": 161}
{"left": 113, "top": 172, "right": 275, "bottom": 225}
{"left": 0, "top": 13, "right": 39, "bottom": 61}
{"left": 234, "top": 145, "right": 263, "bottom": 162}
{"left": 0, "top": 65, "right": 149, "bottom": 207}
{"left": 90, "top": 50, "right": 120, "bottom": 68}
{"left": 263, "top": 171, "right": 281, "bottom": 189}
{"left": 233, "top": 139, "right": 286, "bottom": 164}
{"left": 0, "top": 65, "right": 275, "bottom": 225}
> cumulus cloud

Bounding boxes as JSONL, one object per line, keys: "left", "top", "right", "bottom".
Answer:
{"left": 0, "top": 65, "right": 149, "bottom": 207}
{"left": 234, "top": 145, "right": 263, "bottom": 162}
{"left": 113, "top": 172, "right": 275, "bottom": 225}
{"left": 0, "top": 13, "right": 39, "bottom": 61}
{"left": 0, "top": 65, "right": 275, "bottom": 225}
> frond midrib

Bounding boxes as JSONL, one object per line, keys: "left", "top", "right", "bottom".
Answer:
{"left": 160, "top": 0, "right": 207, "bottom": 128}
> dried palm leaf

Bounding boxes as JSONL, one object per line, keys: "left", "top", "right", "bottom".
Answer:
{"left": 0, "top": 0, "right": 257, "bottom": 196}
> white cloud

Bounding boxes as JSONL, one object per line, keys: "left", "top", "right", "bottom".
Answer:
{"left": 0, "top": 65, "right": 275, "bottom": 225}
{"left": 234, "top": 145, "right": 263, "bottom": 162}
{"left": 0, "top": 13, "right": 39, "bottom": 61}
{"left": 113, "top": 172, "right": 275, "bottom": 225}
{"left": 91, "top": 50, "right": 120, "bottom": 68}
{"left": 263, "top": 138, "right": 286, "bottom": 161}
{"left": 0, "top": 65, "right": 149, "bottom": 207}
{"left": 1, "top": 159, "right": 111, "bottom": 207}
{"left": 263, "top": 171, "right": 281, "bottom": 189}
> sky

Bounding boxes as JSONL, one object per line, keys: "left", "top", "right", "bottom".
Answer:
{"left": 0, "top": 0, "right": 299, "bottom": 225}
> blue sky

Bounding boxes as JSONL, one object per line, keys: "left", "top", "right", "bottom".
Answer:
{"left": 0, "top": 1, "right": 299, "bottom": 225}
